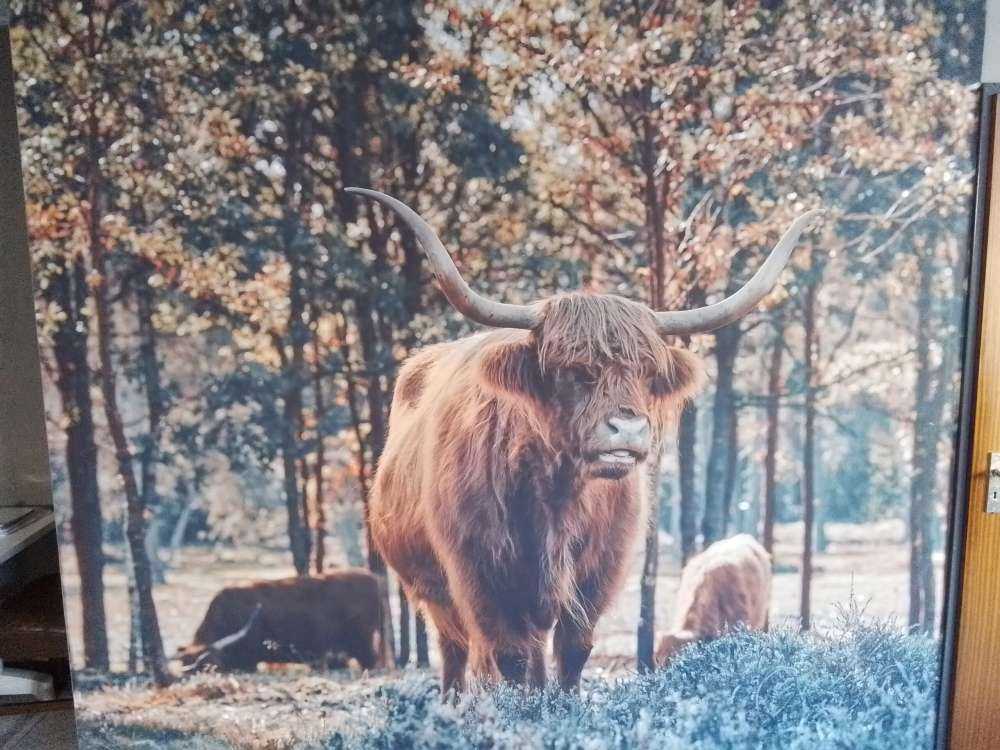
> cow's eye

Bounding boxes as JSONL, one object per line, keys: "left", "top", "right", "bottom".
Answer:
{"left": 553, "top": 367, "right": 592, "bottom": 394}
{"left": 650, "top": 374, "right": 674, "bottom": 398}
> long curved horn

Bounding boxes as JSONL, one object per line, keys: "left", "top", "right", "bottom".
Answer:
{"left": 181, "top": 649, "right": 213, "bottom": 673}
{"left": 208, "top": 603, "right": 262, "bottom": 652}
{"left": 655, "top": 210, "right": 823, "bottom": 336}
{"left": 346, "top": 188, "right": 540, "bottom": 329}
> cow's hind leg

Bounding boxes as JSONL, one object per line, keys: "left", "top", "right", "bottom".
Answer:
{"left": 553, "top": 614, "right": 594, "bottom": 690}
{"left": 422, "top": 601, "right": 469, "bottom": 695}
{"left": 439, "top": 634, "right": 468, "bottom": 695}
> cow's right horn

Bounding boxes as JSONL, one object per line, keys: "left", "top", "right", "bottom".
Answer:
{"left": 653, "top": 210, "right": 823, "bottom": 335}
{"left": 181, "top": 649, "right": 213, "bottom": 673}
{"left": 346, "top": 188, "right": 540, "bottom": 330}
{"left": 207, "top": 603, "right": 263, "bottom": 652}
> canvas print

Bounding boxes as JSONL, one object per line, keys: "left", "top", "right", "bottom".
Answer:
{"left": 12, "top": 1, "right": 984, "bottom": 747}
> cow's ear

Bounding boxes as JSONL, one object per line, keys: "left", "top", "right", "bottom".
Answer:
{"left": 480, "top": 339, "right": 543, "bottom": 401}
{"left": 651, "top": 346, "right": 705, "bottom": 401}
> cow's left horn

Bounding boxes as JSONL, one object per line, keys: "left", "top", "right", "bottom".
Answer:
{"left": 654, "top": 210, "right": 824, "bottom": 336}
{"left": 346, "top": 188, "right": 540, "bottom": 330}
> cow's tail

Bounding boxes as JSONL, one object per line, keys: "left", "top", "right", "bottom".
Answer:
{"left": 373, "top": 573, "right": 395, "bottom": 669}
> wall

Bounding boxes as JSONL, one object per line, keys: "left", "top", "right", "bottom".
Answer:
{"left": 0, "top": 22, "right": 52, "bottom": 508}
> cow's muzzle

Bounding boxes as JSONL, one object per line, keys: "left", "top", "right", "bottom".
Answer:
{"left": 587, "top": 412, "right": 650, "bottom": 470}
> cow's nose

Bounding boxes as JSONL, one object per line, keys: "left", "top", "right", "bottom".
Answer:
{"left": 607, "top": 413, "right": 650, "bottom": 445}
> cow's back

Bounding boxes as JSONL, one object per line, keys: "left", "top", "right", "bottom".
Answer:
{"left": 671, "top": 534, "right": 772, "bottom": 637}
{"left": 254, "top": 570, "right": 380, "bottom": 654}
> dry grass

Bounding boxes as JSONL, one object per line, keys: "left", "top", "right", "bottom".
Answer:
{"left": 57, "top": 519, "right": 942, "bottom": 672}
{"left": 76, "top": 671, "right": 403, "bottom": 749}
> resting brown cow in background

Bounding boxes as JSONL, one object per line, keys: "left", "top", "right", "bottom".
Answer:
{"left": 174, "top": 568, "right": 383, "bottom": 673}
{"left": 655, "top": 534, "right": 772, "bottom": 667}
{"left": 348, "top": 188, "right": 818, "bottom": 692}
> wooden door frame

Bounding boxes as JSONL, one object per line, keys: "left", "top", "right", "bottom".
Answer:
{"left": 938, "top": 83, "right": 1000, "bottom": 750}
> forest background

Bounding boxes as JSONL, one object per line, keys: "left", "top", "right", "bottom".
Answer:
{"left": 10, "top": 0, "right": 984, "bottom": 692}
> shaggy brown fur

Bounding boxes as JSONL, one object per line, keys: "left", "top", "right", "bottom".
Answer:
{"left": 397, "top": 357, "right": 430, "bottom": 407}
{"left": 655, "top": 534, "right": 772, "bottom": 667}
{"left": 371, "top": 293, "right": 704, "bottom": 692}
{"left": 175, "top": 568, "right": 383, "bottom": 673}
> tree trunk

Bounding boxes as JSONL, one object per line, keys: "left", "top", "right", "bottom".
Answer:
{"left": 311, "top": 327, "right": 328, "bottom": 574}
{"left": 634, "top": 96, "right": 669, "bottom": 672}
{"left": 920, "top": 380, "right": 947, "bottom": 631}
{"left": 125, "top": 541, "right": 141, "bottom": 674}
{"left": 678, "top": 402, "right": 699, "bottom": 563}
{"left": 367, "top": 527, "right": 395, "bottom": 666}
{"left": 280, "top": 398, "right": 311, "bottom": 575}
{"left": 637, "top": 448, "right": 664, "bottom": 672}
{"left": 921, "top": 322, "right": 958, "bottom": 628}
{"left": 354, "top": 300, "right": 397, "bottom": 664}
{"left": 800, "top": 275, "right": 819, "bottom": 631}
{"left": 762, "top": 315, "right": 785, "bottom": 554}
{"left": 397, "top": 584, "right": 411, "bottom": 667}
{"left": 722, "top": 404, "right": 740, "bottom": 536}
{"left": 167, "top": 500, "right": 196, "bottom": 564}
{"left": 145, "top": 518, "right": 165, "bottom": 585}
{"left": 909, "top": 252, "right": 946, "bottom": 633}
{"left": 135, "top": 271, "right": 166, "bottom": 584}
{"left": 277, "top": 105, "right": 312, "bottom": 577}
{"left": 415, "top": 612, "right": 429, "bottom": 667}
{"left": 91, "top": 235, "right": 170, "bottom": 687}
{"left": 51, "top": 259, "right": 109, "bottom": 670}
{"left": 702, "top": 324, "right": 741, "bottom": 546}
{"left": 275, "top": 331, "right": 310, "bottom": 576}
{"left": 298, "top": 455, "right": 311, "bottom": 571}
{"left": 79, "top": 25, "right": 169, "bottom": 677}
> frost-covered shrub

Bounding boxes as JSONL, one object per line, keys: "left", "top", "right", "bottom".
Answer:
{"left": 327, "top": 622, "right": 939, "bottom": 750}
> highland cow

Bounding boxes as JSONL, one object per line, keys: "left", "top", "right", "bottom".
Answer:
{"left": 174, "top": 569, "right": 383, "bottom": 673}
{"left": 348, "top": 187, "right": 817, "bottom": 692}
{"left": 655, "top": 534, "right": 772, "bottom": 667}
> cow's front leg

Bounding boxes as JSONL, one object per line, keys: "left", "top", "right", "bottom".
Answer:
{"left": 553, "top": 614, "right": 594, "bottom": 690}
{"left": 467, "top": 638, "right": 502, "bottom": 686}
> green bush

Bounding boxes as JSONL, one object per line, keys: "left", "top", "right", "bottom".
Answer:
{"left": 329, "top": 622, "right": 939, "bottom": 750}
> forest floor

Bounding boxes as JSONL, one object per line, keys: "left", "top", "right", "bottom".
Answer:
{"left": 57, "top": 518, "right": 945, "bottom": 671}
{"left": 71, "top": 623, "right": 938, "bottom": 749}
{"left": 57, "top": 519, "right": 946, "bottom": 748}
